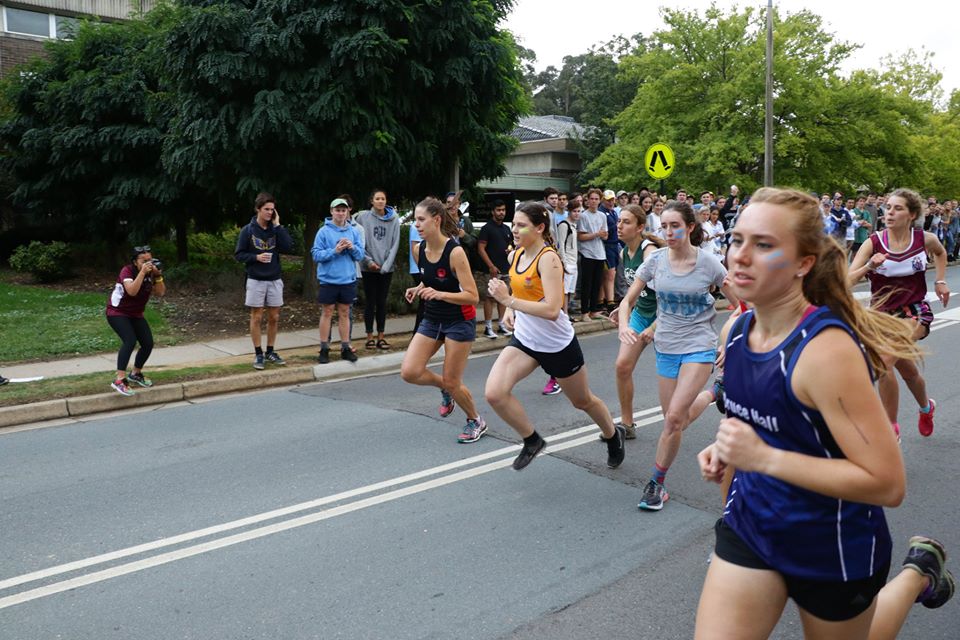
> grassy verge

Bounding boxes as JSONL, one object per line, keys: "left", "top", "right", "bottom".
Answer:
{"left": 0, "top": 354, "right": 322, "bottom": 408}
{"left": 0, "top": 282, "right": 177, "bottom": 362}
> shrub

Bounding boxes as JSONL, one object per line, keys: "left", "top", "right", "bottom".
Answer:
{"left": 9, "top": 241, "right": 73, "bottom": 282}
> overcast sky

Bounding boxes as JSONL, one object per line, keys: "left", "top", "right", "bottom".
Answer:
{"left": 503, "top": 0, "right": 960, "bottom": 97}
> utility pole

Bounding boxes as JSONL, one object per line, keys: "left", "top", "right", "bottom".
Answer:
{"left": 764, "top": 0, "right": 774, "bottom": 186}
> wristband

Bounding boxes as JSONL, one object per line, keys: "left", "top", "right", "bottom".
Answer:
{"left": 154, "top": 277, "right": 164, "bottom": 283}
{"left": 935, "top": 280, "right": 947, "bottom": 285}
{"left": 508, "top": 297, "right": 515, "bottom": 309}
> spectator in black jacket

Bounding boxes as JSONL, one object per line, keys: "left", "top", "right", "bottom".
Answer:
{"left": 235, "top": 192, "right": 294, "bottom": 370}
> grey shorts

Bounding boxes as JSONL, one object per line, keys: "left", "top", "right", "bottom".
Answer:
{"left": 245, "top": 278, "right": 283, "bottom": 308}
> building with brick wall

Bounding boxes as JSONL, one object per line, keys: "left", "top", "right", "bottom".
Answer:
{"left": 0, "top": 1, "right": 155, "bottom": 76}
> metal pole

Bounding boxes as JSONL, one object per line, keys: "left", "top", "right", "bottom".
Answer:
{"left": 764, "top": 0, "right": 774, "bottom": 186}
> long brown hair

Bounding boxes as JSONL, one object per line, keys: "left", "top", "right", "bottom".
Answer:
{"left": 416, "top": 197, "right": 459, "bottom": 238}
{"left": 516, "top": 201, "right": 556, "bottom": 248}
{"left": 748, "top": 187, "right": 920, "bottom": 374}
{"left": 622, "top": 204, "right": 665, "bottom": 248}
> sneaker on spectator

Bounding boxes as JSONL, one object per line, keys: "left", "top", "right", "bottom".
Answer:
{"left": 265, "top": 351, "right": 286, "bottom": 366}
{"left": 483, "top": 326, "right": 497, "bottom": 339}
{"left": 128, "top": 371, "right": 153, "bottom": 388}
{"left": 498, "top": 325, "right": 513, "bottom": 337}
{"left": 253, "top": 354, "right": 265, "bottom": 370}
{"left": 111, "top": 378, "right": 135, "bottom": 396}
{"left": 340, "top": 346, "right": 358, "bottom": 363}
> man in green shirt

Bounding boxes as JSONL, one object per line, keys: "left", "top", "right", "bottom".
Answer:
{"left": 851, "top": 195, "right": 873, "bottom": 255}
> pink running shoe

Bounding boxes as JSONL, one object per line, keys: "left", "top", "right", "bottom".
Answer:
{"left": 918, "top": 399, "right": 936, "bottom": 437}
{"left": 439, "top": 389, "right": 456, "bottom": 418}
{"left": 542, "top": 377, "right": 561, "bottom": 396}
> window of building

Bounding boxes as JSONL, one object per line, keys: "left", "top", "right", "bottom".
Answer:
{"left": 4, "top": 6, "right": 50, "bottom": 37}
{"left": 55, "top": 15, "right": 77, "bottom": 39}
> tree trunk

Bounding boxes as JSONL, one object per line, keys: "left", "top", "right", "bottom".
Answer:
{"left": 175, "top": 216, "right": 188, "bottom": 263}
{"left": 302, "top": 209, "right": 320, "bottom": 300}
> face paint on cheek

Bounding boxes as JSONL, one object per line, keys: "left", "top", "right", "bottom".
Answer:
{"left": 765, "top": 249, "right": 789, "bottom": 270}
{"left": 673, "top": 228, "right": 685, "bottom": 239}
{"left": 517, "top": 227, "right": 530, "bottom": 235}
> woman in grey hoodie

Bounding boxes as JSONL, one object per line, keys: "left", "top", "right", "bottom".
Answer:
{"left": 356, "top": 189, "right": 401, "bottom": 349}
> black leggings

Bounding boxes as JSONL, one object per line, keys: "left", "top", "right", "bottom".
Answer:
{"left": 579, "top": 257, "right": 605, "bottom": 314}
{"left": 362, "top": 271, "right": 393, "bottom": 334}
{"left": 107, "top": 315, "right": 154, "bottom": 372}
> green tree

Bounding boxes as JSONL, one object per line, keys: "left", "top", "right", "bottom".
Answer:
{"left": 160, "top": 0, "right": 526, "bottom": 297}
{"left": 0, "top": 6, "right": 199, "bottom": 262}
{"left": 590, "top": 6, "right": 930, "bottom": 196}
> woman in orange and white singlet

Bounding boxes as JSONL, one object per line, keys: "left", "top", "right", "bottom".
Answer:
{"left": 485, "top": 202, "right": 626, "bottom": 471}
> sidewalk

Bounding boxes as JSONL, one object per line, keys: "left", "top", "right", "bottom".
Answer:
{"left": 3, "top": 314, "right": 423, "bottom": 381}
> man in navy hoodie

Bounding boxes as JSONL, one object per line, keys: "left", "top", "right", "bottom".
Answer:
{"left": 311, "top": 198, "right": 365, "bottom": 363}
{"left": 235, "top": 192, "right": 294, "bottom": 370}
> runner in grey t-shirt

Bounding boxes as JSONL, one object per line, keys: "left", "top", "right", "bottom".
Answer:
{"left": 636, "top": 247, "right": 726, "bottom": 354}
{"left": 617, "top": 199, "right": 737, "bottom": 513}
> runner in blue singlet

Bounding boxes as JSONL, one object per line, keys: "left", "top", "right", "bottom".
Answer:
{"left": 694, "top": 188, "right": 953, "bottom": 639}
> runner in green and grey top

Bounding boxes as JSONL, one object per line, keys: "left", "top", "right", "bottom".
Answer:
{"left": 609, "top": 205, "right": 662, "bottom": 438}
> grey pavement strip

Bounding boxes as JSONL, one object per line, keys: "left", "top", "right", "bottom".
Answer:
{"left": 0, "top": 409, "right": 664, "bottom": 609}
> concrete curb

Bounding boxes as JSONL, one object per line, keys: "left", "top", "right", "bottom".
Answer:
{"left": 0, "top": 316, "right": 629, "bottom": 429}
{"left": 0, "top": 399, "right": 69, "bottom": 428}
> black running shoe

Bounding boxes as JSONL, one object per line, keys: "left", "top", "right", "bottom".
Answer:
{"left": 606, "top": 425, "right": 626, "bottom": 468}
{"left": 713, "top": 376, "right": 726, "bottom": 414}
{"left": 0, "top": 376, "right": 8, "bottom": 386}
{"left": 638, "top": 479, "right": 669, "bottom": 511}
{"left": 341, "top": 346, "right": 358, "bottom": 363}
{"left": 512, "top": 438, "right": 546, "bottom": 471}
{"left": 903, "top": 536, "right": 949, "bottom": 607}
{"left": 318, "top": 348, "right": 330, "bottom": 364}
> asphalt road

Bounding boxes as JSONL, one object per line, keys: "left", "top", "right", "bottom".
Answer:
{"left": 2, "top": 270, "right": 959, "bottom": 639}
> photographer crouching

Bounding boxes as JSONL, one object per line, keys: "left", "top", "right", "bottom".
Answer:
{"left": 106, "top": 245, "right": 166, "bottom": 396}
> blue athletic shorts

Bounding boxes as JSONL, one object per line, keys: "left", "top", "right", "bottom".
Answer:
{"left": 317, "top": 282, "right": 357, "bottom": 305}
{"left": 629, "top": 308, "right": 655, "bottom": 335}
{"left": 416, "top": 317, "right": 476, "bottom": 343}
{"left": 655, "top": 349, "right": 715, "bottom": 379}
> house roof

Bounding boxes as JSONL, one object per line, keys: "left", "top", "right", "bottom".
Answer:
{"left": 510, "top": 115, "right": 585, "bottom": 142}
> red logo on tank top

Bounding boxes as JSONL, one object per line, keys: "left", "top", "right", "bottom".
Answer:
{"left": 524, "top": 277, "right": 533, "bottom": 288}
{"left": 436, "top": 268, "right": 447, "bottom": 279}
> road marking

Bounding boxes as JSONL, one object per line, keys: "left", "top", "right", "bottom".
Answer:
{"left": 0, "top": 408, "right": 664, "bottom": 604}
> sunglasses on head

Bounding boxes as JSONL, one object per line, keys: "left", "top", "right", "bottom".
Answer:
{"left": 134, "top": 245, "right": 151, "bottom": 253}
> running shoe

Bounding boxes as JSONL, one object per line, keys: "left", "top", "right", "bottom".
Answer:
{"left": 457, "top": 416, "right": 487, "bottom": 443}
{"left": 542, "top": 378, "right": 562, "bottom": 396}
{"left": 622, "top": 422, "right": 637, "bottom": 440}
{"left": 713, "top": 376, "right": 726, "bottom": 414}
{"left": 439, "top": 389, "right": 456, "bottom": 417}
{"left": 265, "top": 351, "right": 286, "bottom": 366}
{"left": 512, "top": 437, "right": 546, "bottom": 471}
{"left": 918, "top": 399, "right": 936, "bottom": 437}
{"left": 127, "top": 371, "right": 153, "bottom": 388}
{"left": 111, "top": 378, "right": 135, "bottom": 396}
{"left": 483, "top": 326, "right": 498, "bottom": 339}
{"left": 317, "top": 348, "right": 330, "bottom": 364}
{"left": 606, "top": 425, "right": 626, "bottom": 468}
{"left": 0, "top": 375, "right": 9, "bottom": 386}
{"left": 903, "top": 536, "right": 954, "bottom": 607}
{"left": 638, "top": 480, "right": 669, "bottom": 511}
{"left": 340, "top": 346, "right": 358, "bottom": 363}
{"left": 498, "top": 326, "right": 513, "bottom": 337}
{"left": 253, "top": 354, "right": 265, "bottom": 370}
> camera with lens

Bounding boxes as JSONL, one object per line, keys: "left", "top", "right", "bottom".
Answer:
{"left": 149, "top": 258, "right": 163, "bottom": 272}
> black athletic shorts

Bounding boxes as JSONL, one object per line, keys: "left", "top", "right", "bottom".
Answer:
{"left": 713, "top": 518, "right": 890, "bottom": 622}
{"left": 507, "top": 335, "right": 585, "bottom": 380}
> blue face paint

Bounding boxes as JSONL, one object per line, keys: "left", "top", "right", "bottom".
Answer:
{"left": 673, "top": 228, "right": 685, "bottom": 239}
{"left": 766, "top": 249, "right": 789, "bottom": 269}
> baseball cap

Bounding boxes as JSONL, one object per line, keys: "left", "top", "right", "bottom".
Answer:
{"left": 616, "top": 190, "right": 627, "bottom": 197}
{"left": 330, "top": 198, "right": 349, "bottom": 208}
{"left": 603, "top": 189, "right": 616, "bottom": 200}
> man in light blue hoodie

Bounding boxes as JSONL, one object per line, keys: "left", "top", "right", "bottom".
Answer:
{"left": 311, "top": 198, "right": 365, "bottom": 364}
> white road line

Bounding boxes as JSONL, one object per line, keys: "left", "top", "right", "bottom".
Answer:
{"left": 930, "top": 320, "right": 959, "bottom": 333}
{"left": 0, "top": 408, "right": 663, "bottom": 596}
{"left": 1, "top": 425, "right": 633, "bottom": 610}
